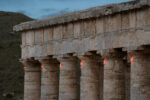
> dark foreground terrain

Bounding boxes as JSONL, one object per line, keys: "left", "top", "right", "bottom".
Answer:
{"left": 0, "top": 11, "right": 32, "bottom": 100}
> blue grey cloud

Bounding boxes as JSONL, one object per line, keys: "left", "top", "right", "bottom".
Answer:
{"left": 40, "top": 8, "right": 72, "bottom": 18}
{"left": 41, "top": 8, "right": 57, "bottom": 12}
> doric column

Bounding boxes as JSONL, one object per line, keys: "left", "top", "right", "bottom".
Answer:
{"left": 129, "top": 51, "right": 150, "bottom": 100}
{"left": 39, "top": 58, "right": 59, "bottom": 100}
{"left": 99, "top": 59, "right": 104, "bottom": 100}
{"left": 58, "top": 56, "right": 78, "bottom": 100}
{"left": 124, "top": 62, "right": 130, "bottom": 100}
{"left": 102, "top": 51, "right": 125, "bottom": 100}
{"left": 79, "top": 55, "right": 100, "bottom": 100}
{"left": 21, "top": 60, "right": 41, "bottom": 100}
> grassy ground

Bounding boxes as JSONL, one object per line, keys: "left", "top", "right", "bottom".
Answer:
{"left": 0, "top": 11, "right": 32, "bottom": 100}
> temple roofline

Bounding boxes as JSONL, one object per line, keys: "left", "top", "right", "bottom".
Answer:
{"left": 13, "top": 0, "right": 150, "bottom": 32}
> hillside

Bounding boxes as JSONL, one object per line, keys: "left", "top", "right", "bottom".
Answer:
{"left": 0, "top": 11, "right": 32, "bottom": 100}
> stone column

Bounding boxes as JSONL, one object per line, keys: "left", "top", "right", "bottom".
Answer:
{"left": 22, "top": 60, "right": 41, "bottom": 100}
{"left": 80, "top": 55, "right": 100, "bottom": 100}
{"left": 124, "top": 63, "right": 130, "bottom": 100}
{"left": 40, "top": 58, "right": 59, "bottom": 100}
{"left": 129, "top": 51, "right": 150, "bottom": 100}
{"left": 99, "top": 60, "right": 104, "bottom": 100}
{"left": 103, "top": 52, "right": 125, "bottom": 100}
{"left": 59, "top": 56, "right": 78, "bottom": 100}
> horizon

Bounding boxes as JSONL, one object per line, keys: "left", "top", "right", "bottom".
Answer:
{"left": 0, "top": 0, "right": 131, "bottom": 19}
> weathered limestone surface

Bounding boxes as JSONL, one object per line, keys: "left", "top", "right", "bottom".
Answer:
{"left": 40, "top": 58, "right": 59, "bottom": 100}
{"left": 103, "top": 52, "right": 125, "bottom": 100}
{"left": 80, "top": 55, "right": 100, "bottom": 100}
{"left": 129, "top": 51, "right": 150, "bottom": 100}
{"left": 19, "top": 6, "right": 150, "bottom": 59}
{"left": 22, "top": 60, "right": 41, "bottom": 100}
{"left": 59, "top": 56, "right": 78, "bottom": 100}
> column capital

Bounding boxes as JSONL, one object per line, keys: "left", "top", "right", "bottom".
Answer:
{"left": 57, "top": 54, "right": 78, "bottom": 62}
{"left": 128, "top": 51, "right": 143, "bottom": 56}
{"left": 20, "top": 59, "right": 41, "bottom": 72}
{"left": 126, "top": 45, "right": 150, "bottom": 55}
{"left": 38, "top": 57, "right": 59, "bottom": 64}
{"left": 100, "top": 49, "right": 125, "bottom": 59}
{"left": 78, "top": 54, "right": 101, "bottom": 62}
{"left": 20, "top": 59, "right": 40, "bottom": 67}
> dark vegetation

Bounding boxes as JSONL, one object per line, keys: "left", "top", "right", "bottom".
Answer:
{"left": 0, "top": 11, "right": 81, "bottom": 100}
{"left": 0, "top": 11, "right": 32, "bottom": 100}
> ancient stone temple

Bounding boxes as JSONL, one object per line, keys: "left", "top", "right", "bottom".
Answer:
{"left": 14, "top": 0, "right": 150, "bottom": 100}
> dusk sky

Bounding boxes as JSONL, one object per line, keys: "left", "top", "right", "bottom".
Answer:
{"left": 0, "top": 0, "right": 130, "bottom": 19}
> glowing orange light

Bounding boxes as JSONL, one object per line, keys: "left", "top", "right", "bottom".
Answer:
{"left": 60, "top": 64, "right": 62, "bottom": 69}
{"left": 24, "top": 66, "right": 26, "bottom": 71}
{"left": 103, "top": 58, "right": 106, "bottom": 65}
{"left": 130, "top": 56, "right": 134, "bottom": 63}
{"left": 41, "top": 65, "right": 44, "bottom": 69}
{"left": 80, "top": 60, "right": 83, "bottom": 67}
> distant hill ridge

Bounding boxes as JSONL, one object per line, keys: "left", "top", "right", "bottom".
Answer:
{"left": 0, "top": 11, "right": 32, "bottom": 100}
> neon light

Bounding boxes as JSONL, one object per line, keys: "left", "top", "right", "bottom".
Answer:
{"left": 80, "top": 60, "right": 83, "bottom": 67}
{"left": 24, "top": 66, "right": 26, "bottom": 71}
{"left": 41, "top": 65, "right": 44, "bottom": 69}
{"left": 130, "top": 56, "right": 134, "bottom": 63}
{"left": 103, "top": 58, "right": 106, "bottom": 65}
{"left": 60, "top": 64, "right": 62, "bottom": 69}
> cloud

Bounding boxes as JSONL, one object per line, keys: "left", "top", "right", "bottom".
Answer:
{"left": 58, "top": 8, "right": 71, "bottom": 14}
{"left": 40, "top": 8, "right": 71, "bottom": 18}
{"left": 40, "top": 8, "right": 57, "bottom": 12}
{"left": 0, "top": 0, "right": 131, "bottom": 19}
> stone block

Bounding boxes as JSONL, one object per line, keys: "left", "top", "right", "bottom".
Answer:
{"left": 129, "top": 11, "right": 136, "bottom": 28}
{"left": 41, "top": 44, "right": 47, "bottom": 57}
{"left": 73, "top": 22, "right": 80, "bottom": 38}
{"left": 28, "top": 46, "right": 34, "bottom": 58}
{"left": 144, "top": 8, "right": 150, "bottom": 26}
{"left": 26, "top": 31, "right": 34, "bottom": 45}
{"left": 62, "top": 25, "right": 67, "bottom": 39}
{"left": 66, "top": 23, "right": 74, "bottom": 38}
{"left": 34, "top": 45, "right": 42, "bottom": 57}
{"left": 53, "top": 26, "right": 62, "bottom": 40}
{"left": 121, "top": 12, "right": 130, "bottom": 29}
{"left": 105, "top": 14, "right": 121, "bottom": 32}
{"left": 84, "top": 19, "right": 96, "bottom": 36}
{"left": 21, "top": 46, "right": 26, "bottom": 59}
{"left": 136, "top": 9, "right": 145, "bottom": 27}
{"left": 34, "top": 29, "right": 44, "bottom": 44}
{"left": 53, "top": 41, "right": 61, "bottom": 55}
{"left": 43, "top": 27, "right": 53, "bottom": 42}
{"left": 96, "top": 18, "right": 104, "bottom": 34}
{"left": 80, "top": 21, "right": 85, "bottom": 36}
{"left": 47, "top": 42, "right": 53, "bottom": 55}
{"left": 22, "top": 32, "right": 26, "bottom": 45}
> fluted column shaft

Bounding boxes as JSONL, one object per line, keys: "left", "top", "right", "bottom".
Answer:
{"left": 80, "top": 55, "right": 100, "bottom": 100}
{"left": 103, "top": 53, "right": 125, "bottom": 100}
{"left": 22, "top": 60, "right": 41, "bottom": 100}
{"left": 130, "top": 51, "right": 150, "bottom": 100}
{"left": 59, "top": 56, "right": 78, "bottom": 100}
{"left": 40, "top": 58, "right": 59, "bottom": 100}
